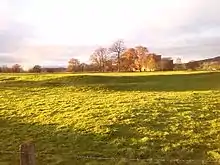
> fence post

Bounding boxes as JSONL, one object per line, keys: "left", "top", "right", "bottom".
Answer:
{"left": 20, "top": 141, "right": 36, "bottom": 165}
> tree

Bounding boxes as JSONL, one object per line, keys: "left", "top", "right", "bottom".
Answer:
{"left": 31, "top": 65, "right": 42, "bottom": 73}
{"left": 105, "top": 58, "right": 117, "bottom": 72}
{"left": 146, "top": 54, "right": 158, "bottom": 71}
{"left": 121, "top": 48, "right": 137, "bottom": 71}
{"left": 86, "top": 64, "right": 99, "bottom": 72}
{"left": 1, "top": 65, "right": 11, "bottom": 73}
{"left": 142, "top": 53, "right": 161, "bottom": 71}
{"left": 79, "top": 63, "right": 87, "bottom": 72}
{"left": 135, "top": 46, "right": 149, "bottom": 71}
{"left": 12, "top": 64, "right": 22, "bottom": 73}
{"left": 67, "top": 58, "right": 80, "bottom": 72}
{"left": 109, "top": 40, "right": 125, "bottom": 72}
{"left": 90, "top": 47, "right": 108, "bottom": 72}
{"left": 201, "top": 61, "right": 220, "bottom": 71}
{"left": 186, "top": 61, "right": 200, "bottom": 70}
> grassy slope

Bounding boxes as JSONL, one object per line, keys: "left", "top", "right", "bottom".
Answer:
{"left": 0, "top": 71, "right": 220, "bottom": 165}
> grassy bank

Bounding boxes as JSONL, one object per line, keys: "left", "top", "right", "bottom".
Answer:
{"left": 0, "top": 71, "right": 220, "bottom": 164}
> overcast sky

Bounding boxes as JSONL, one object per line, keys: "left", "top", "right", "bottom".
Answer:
{"left": 1, "top": 0, "right": 220, "bottom": 67}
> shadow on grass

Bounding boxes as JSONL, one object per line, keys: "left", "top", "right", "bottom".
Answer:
{"left": 0, "top": 117, "right": 127, "bottom": 165}
{"left": 0, "top": 72, "right": 220, "bottom": 92}
{"left": 0, "top": 111, "right": 216, "bottom": 165}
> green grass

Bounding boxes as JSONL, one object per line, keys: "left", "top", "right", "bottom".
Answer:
{"left": 0, "top": 71, "right": 220, "bottom": 165}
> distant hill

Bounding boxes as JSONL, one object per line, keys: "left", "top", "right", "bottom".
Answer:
{"left": 191, "top": 56, "right": 220, "bottom": 63}
{"left": 185, "top": 56, "right": 220, "bottom": 70}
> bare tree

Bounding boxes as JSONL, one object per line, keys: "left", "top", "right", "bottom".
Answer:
{"left": 67, "top": 58, "right": 80, "bottom": 72}
{"left": 1, "top": 65, "right": 11, "bottom": 73}
{"left": 90, "top": 47, "right": 108, "bottom": 72}
{"left": 109, "top": 40, "right": 125, "bottom": 72}
{"left": 12, "top": 64, "right": 23, "bottom": 73}
{"left": 80, "top": 63, "right": 87, "bottom": 72}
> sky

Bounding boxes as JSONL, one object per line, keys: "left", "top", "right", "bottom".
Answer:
{"left": 1, "top": 0, "right": 220, "bottom": 68}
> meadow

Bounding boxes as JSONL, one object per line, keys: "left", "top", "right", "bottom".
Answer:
{"left": 0, "top": 71, "right": 220, "bottom": 165}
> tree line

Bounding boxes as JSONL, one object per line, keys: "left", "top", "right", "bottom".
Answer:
{"left": 67, "top": 40, "right": 174, "bottom": 72}
{"left": 0, "top": 40, "right": 220, "bottom": 73}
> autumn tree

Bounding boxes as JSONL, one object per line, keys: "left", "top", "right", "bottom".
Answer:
{"left": 148, "top": 56, "right": 157, "bottom": 71}
{"left": 201, "top": 61, "right": 220, "bottom": 71}
{"left": 90, "top": 47, "right": 108, "bottom": 72}
{"left": 109, "top": 40, "right": 125, "bottom": 72}
{"left": 67, "top": 58, "right": 80, "bottom": 72}
{"left": 135, "top": 46, "right": 149, "bottom": 71}
{"left": 144, "top": 54, "right": 159, "bottom": 71}
{"left": 121, "top": 48, "right": 137, "bottom": 71}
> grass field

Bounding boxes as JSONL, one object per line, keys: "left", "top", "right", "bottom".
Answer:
{"left": 0, "top": 71, "right": 220, "bottom": 165}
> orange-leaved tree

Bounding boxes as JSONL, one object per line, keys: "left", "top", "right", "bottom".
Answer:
{"left": 135, "top": 46, "right": 149, "bottom": 71}
{"left": 121, "top": 48, "right": 137, "bottom": 71}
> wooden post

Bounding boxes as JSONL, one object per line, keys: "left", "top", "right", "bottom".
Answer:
{"left": 20, "top": 141, "right": 36, "bottom": 165}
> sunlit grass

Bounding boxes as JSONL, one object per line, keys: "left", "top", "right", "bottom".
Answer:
{"left": 0, "top": 71, "right": 220, "bottom": 165}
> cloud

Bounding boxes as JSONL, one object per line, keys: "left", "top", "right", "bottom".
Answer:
{"left": 0, "top": 0, "right": 33, "bottom": 54}
{"left": 129, "top": 0, "right": 220, "bottom": 61}
{"left": 0, "top": 54, "right": 23, "bottom": 64}
{"left": 1, "top": 0, "right": 220, "bottom": 66}
{"left": 0, "top": 21, "right": 32, "bottom": 53}
{"left": 3, "top": 45, "right": 96, "bottom": 67}
{"left": 152, "top": 36, "right": 220, "bottom": 62}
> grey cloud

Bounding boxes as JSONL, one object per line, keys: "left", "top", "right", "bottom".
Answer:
{"left": 153, "top": 37, "right": 220, "bottom": 61}
{"left": 2, "top": 0, "right": 220, "bottom": 65}
{"left": 0, "top": 45, "right": 96, "bottom": 66}
{"left": 132, "top": 0, "right": 220, "bottom": 61}
{"left": 174, "top": 0, "right": 220, "bottom": 33}
{"left": 0, "top": 54, "right": 24, "bottom": 64}
{"left": 0, "top": 21, "right": 32, "bottom": 53}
